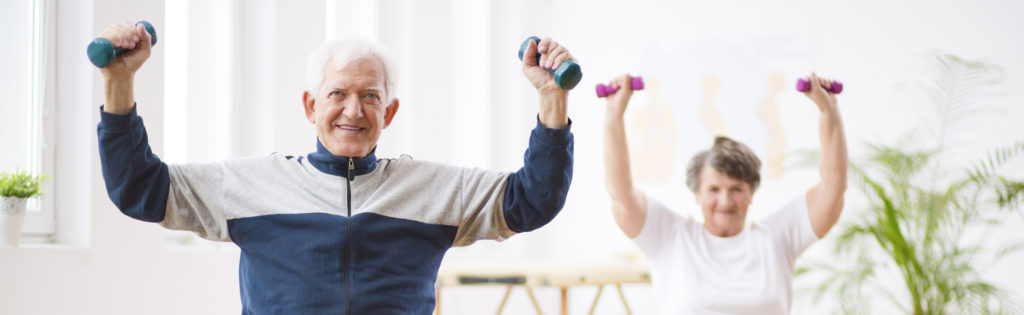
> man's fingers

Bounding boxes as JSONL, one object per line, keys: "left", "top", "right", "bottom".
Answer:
{"left": 535, "top": 38, "right": 548, "bottom": 68}
{"left": 137, "top": 24, "right": 152, "bottom": 49}
{"left": 102, "top": 22, "right": 141, "bottom": 49}
{"left": 538, "top": 37, "right": 559, "bottom": 68}
{"left": 548, "top": 46, "right": 575, "bottom": 71}
{"left": 549, "top": 50, "right": 569, "bottom": 70}
{"left": 118, "top": 21, "right": 133, "bottom": 48}
{"left": 530, "top": 37, "right": 575, "bottom": 70}
{"left": 522, "top": 39, "right": 539, "bottom": 67}
{"left": 544, "top": 41, "right": 561, "bottom": 68}
{"left": 538, "top": 37, "right": 553, "bottom": 54}
{"left": 551, "top": 46, "right": 570, "bottom": 69}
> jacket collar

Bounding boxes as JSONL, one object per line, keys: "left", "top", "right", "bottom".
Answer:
{"left": 307, "top": 140, "right": 378, "bottom": 179}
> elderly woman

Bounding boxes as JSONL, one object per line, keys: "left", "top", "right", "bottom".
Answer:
{"left": 602, "top": 73, "right": 847, "bottom": 314}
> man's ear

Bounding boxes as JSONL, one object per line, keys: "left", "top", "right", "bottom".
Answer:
{"left": 382, "top": 98, "right": 400, "bottom": 128}
{"left": 303, "top": 91, "right": 316, "bottom": 124}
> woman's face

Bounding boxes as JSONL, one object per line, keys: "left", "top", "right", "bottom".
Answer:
{"left": 695, "top": 165, "right": 753, "bottom": 237}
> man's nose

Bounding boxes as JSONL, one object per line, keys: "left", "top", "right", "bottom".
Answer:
{"left": 342, "top": 97, "right": 364, "bottom": 119}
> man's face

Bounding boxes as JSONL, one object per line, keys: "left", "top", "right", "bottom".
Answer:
{"left": 303, "top": 57, "right": 398, "bottom": 157}
{"left": 695, "top": 165, "right": 753, "bottom": 237}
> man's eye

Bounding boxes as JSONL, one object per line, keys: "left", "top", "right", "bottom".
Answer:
{"left": 330, "top": 91, "right": 343, "bottom": 98}
{"left": 364, "top": 93, "right": 379, "bottom": 100}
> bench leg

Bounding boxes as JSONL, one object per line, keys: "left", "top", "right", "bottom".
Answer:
{"left": 588, "top": 285, "right": 605, "bottom": 315}
{"left": 496, "top": 286, "right": 514, "bottom": 315}
{"left": 616, "top": 284, "right": 633, "bottom": 315}
{"left": 525, "top": 286, "right": 545, "bottom": 315}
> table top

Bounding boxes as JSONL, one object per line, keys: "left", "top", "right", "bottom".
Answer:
{"left": 436, "top": 255, "right": 651, "bottom": 288}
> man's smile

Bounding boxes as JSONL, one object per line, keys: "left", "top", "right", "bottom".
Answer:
{"left": 335, "top": 124, "right": 364, "bottom": 134}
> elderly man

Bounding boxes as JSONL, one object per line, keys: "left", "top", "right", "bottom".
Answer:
{"left": 96, "top": 22, "right": 575, "bottom": 314}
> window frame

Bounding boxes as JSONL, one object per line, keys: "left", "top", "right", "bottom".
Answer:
{"left": 21, "top": 0, "right": 57, "bottom": 240}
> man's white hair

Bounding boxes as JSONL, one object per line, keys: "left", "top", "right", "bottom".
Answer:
{"left": 306, "top": 38, "right": 398, "bottom": 101}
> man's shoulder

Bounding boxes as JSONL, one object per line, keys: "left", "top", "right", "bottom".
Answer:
{"left": 178, "top": 153, "right": 305, "bottom": 174}
{"left": 227, "top": 153, "right": 301, "bottom": 167}
{"left": 376, "top": 155, "right": 459, "bottom": 172}
{"left": 375, "top": 155, "right": 510, "bottom": 182}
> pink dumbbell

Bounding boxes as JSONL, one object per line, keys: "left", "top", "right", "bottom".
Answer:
{"left": 596, "top": 76, "right": 645, "bottom": 98}
{"left": 796, "top": 78, "right": 843, "bottom": 94}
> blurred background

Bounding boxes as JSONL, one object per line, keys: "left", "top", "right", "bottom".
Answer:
{"left": 2, "top": 0, "right": 1023, "bottom": 314}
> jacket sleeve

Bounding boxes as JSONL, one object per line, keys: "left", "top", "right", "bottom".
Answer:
{"left": 501, "top": 118, "right": 574, "bottom": 232}
{"left": 97, "top": 106, "right": 230, "bottom": 241}
{"left": 97, "top": 106, "right": 171, "bottom": 223}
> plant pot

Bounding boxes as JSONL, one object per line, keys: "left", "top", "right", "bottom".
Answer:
{"left": 1, "top": 197, "right": 28, "bottom": 247}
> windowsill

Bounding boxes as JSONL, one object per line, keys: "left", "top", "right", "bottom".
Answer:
{"left": 4, "top": 242, "right": 88, "bottom": 251}
{"left": 16, "top": 233, "right": 55, "bottom": 244}
{"left": 3, "top": 239, "right": 241, "bottom": 255}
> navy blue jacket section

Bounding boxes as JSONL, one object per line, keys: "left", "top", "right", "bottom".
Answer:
{"left": 97, "top": 106, "right": 170, "bottom": 222}
{"left": 503, "top": 119, "right": 574, "bottom": 232}
{"left": 307, "top": 140, "right": 378, "bottom": 178}
{"left": 231, "top": 212, "right": 456, "bottom": 314}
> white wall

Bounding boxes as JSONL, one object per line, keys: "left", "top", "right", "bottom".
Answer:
{"left": 2, "top": 0, "right": 1024, "bottom": 314}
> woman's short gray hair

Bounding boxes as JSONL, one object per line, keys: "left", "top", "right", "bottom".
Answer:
{"left": 306, "top": 38, "right": 399, "bottom": 101}
{"left": 685, "top": 136, "right": 762, "bottom": 193}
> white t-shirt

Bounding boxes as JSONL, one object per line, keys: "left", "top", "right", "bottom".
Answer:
{"left": 632, "top": 193, "right": 819, "bottom": 314}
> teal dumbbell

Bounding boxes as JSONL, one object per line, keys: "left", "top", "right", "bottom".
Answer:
{"left": 87, "top": 21, "right": 158, "bottom": 68}
{"left": 518, "top": 36, "right": 582, "bottom": 90}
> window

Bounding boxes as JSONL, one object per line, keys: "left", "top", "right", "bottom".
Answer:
{"left": 163, "top": 0, "right": 238, "bottom": 248}
{"left": 0, "top": 0, "right": 56, "bottom": 239}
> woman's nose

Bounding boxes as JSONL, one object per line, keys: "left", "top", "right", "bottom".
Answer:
{"left": 718, "top": 192, "right": 733, "bottom": 207}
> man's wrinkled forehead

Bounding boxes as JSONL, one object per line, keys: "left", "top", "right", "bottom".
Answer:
{"left": 322, "top": 58, "right": 386, "bottom": 90}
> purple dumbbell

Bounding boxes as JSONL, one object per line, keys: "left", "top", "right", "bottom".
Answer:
{"left": 596, "top": 77, "right": 645, "bottom": 98}
{"left": 796, "top": 78, "right": 843, "bottom": 94}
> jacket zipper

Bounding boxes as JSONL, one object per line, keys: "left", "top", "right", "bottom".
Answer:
{"left": 345, "top": 157, "right": 354, "bottom": 315}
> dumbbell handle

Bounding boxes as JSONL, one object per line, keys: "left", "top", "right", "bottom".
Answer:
{"left": 87, "top": 21, "right": 158, "bottom": 68}
{"left": 518, "top": 36, "right": 582, "bottom": 90}
{"left": 796, "top": 78, "right": 842, "bottom": 94}
{"left": 596, "top": 77, "right": 644, "bottom": 98}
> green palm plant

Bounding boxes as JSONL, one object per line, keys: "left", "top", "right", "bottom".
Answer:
{"left": 795, "top": 54, "right": 1024, "bottom": 314}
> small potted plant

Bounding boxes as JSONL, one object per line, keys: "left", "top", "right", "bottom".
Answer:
{"left": 1, "top": 170, "right": 46, "bottom": 247}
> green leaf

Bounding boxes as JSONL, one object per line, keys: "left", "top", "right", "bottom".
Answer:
{"left": 0, "top": 170, "right": 47, "bottom": 198}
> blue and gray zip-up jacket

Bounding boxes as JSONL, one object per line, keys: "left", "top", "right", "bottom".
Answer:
{"left": 97, "top": 106, "right": 573, "bottom": 314}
